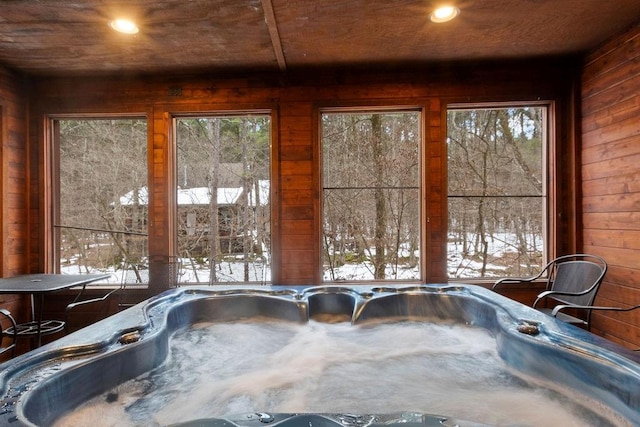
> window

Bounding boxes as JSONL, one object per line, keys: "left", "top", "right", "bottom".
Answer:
{"left": 175, "top": 115, "right": 271, "bottom": 284}
{"left": 54, "top": 118, "right": 148, "bottom": 282}
{"left": 321, "top": 110, "right": 421, "bottom": 281}
{"left": 447, "top": 106, "right": 546, "bottom": 278}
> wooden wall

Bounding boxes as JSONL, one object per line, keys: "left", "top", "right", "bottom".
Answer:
{"left": 0, "top": 22, "right": 638, "bottom": 355}
{"left": 581, "top": 23, "right": 640, "bottom": 349}
{"left": 26, "top": 60, "right": 577, "bottom": 291}
{"left": 0, "top": 65, "right": 32, "bottom": 359}
{"left": 0, "top": 66, "right": 30, "bottom": 276}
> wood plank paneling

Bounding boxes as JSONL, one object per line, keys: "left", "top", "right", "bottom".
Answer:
{"left": 582, "top": 172, "right": 640, "bottom": 197}
{"left": 583, "top": 211, "right": 640, "bottom": 231}
{"left": 426, "top": 98, "right": 446, "bottom": 282}
{"left": 277, "top": 100, "right": 317, "bottom": 284}
{"left": 0, "top": 65, "right": 32, "bottom": 356}
{"left": 582, "top": 111, "right": 640, "bottom": 148}
{"left": 581, "top": 22, "right": 640, "bottom": 350}
{"left": 581, "top": 95, "right": 640, "bottom": 133}
{"left": 597, "top": 280, "right": 640, "bottom": 306}
{"left": 582, "top": 29, "right": 640, "bottom": 85}
{"left": 0, "top": 66, "right": 29, "bottom": 276}
{"left": 22, "top": 61, "right": 575, "bottom": 293}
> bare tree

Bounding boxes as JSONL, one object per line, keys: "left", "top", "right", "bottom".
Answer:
{"left": 207, "top": 119, "right": 221, "bottom": 283}
{"left": 447, "top": 107, "right": 544, "bottom": 278}
{"left": 58, "top": 119, "right": 148, "bottom": 275}
{"left": 322, "top": 111, "right": 420, "bottom": 281}
{"left": 371, "top": 114, "right": 387, "bottom": 279}
{"left": 176, "top": 115, "right": 270, "bottom": 283}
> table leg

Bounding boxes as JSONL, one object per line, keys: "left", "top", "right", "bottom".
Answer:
{"left": 36, "top": 293, "right": 44, "bottom": 347}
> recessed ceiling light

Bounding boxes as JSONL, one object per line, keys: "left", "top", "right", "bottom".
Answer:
{"left": 109, "top": 19, "right": 139, "bottom": 34}
{"left": 430, "top": 5, "right": 460, "bottom": 23}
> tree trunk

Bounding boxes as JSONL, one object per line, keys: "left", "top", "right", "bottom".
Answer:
{"left": 208, "top": 120, "right": 221, "bottom": 284}
{"left": 371, "top": 115, "right": 387, "bottom": 279}
{"left": 241, "top": 119, "right": 251, "bottom": 281}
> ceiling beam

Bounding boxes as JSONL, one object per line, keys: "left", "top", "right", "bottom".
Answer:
{"left": 261, "top": 0, "right": 287, "bottom": 72}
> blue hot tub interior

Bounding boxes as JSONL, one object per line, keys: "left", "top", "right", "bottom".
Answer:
{"left": 1, "top": 284, "right": 639, "bottom": 426}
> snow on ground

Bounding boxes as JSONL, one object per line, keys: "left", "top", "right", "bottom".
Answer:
{"left": 61, "top": 232, "right": 542, "bottom": 284}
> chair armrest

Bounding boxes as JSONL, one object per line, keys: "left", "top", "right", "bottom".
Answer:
{"left": 492, "top": 276, "right": 537, "bottom": 290}
{"left": 0, "top": 308, "right": 18, "bottom": 356}
{"left": 552, "top": 304, "right": 640, "bottom": 317}
{"left": 533, "top": 288, "right": 597, "bottom": 308}
{"left": 65, "top": 288, "right": 119, "bottom": 312}
{"left": 0, "top": 308, "right": 17, "bottom": 333}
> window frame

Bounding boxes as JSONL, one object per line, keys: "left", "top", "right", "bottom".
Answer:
{"left": 46, "top": 114, "right": 149, "bottom": 280}
{"left": 445, "top": 101, "right": 554, "bottom": 281}
{"left": 171, "top": 110, "right": 274, "bottom": 285}
{"left": 319, "top": 105, "right": 426, "bottom": 283}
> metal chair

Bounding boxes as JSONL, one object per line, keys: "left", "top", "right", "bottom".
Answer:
{"left": 168, "top": 256, "right": 183, "bottom": 287}
{"left": 1, "top": 308, "right": 18, "bottom": 358}
{"left": 493, "top": 254, "right": 607, "bottom": 330}
{"left": 117, "top": 257, "right": 181, "bottom": 309}
{"left": 550, "top": 304, "right": 640, "bottom": 350}
{"left": 118, "top": 259, "right": 149, "bottom": 310}
{"left": 65, "top": 278, "right": 120, "bottom": 333}
{"left": 120, "top": 259, "right": 150, "bottom": 286}
{"left": 2, "top": 298, "right": 65, "bottom": 348}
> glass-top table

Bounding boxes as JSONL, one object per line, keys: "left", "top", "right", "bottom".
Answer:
{"left": 0, "top": 274, "right": 110, "bottom": 347}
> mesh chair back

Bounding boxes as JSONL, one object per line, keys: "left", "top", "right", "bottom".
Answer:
{"left": 550, "top": 259, "right": 605, "bottom": 306}
{"left": 121, "top": 257, "right": 182, "bottom": 287}
{"left": 121, "top": 262, "right": 150, "bottom": 285}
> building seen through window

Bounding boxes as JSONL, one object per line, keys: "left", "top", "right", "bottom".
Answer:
{"left": 176, "top": 115, "right": 271, "bottom": 284}
{"left": 55, "top": 118, "right": 148, "bottom": 283}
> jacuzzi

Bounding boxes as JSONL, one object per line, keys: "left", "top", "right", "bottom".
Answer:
{"left": 1, "top": 284, "right": 639, "bottom": 426}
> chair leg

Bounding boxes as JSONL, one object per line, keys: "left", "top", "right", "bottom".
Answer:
{"left": 1, "top": 308, "right": 18, "bottom": 358}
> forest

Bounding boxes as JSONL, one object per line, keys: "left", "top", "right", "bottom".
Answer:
{"left": 55, "top": 106, "right": 544, "bottom": 284}
{"left": 447, "top": 107, "right": 545, "bottom": 278}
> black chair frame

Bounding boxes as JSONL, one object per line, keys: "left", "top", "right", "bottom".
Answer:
{"left": 1, "top": 308, "right": 18, "bottom": 358}
{"left": 493, "top": 253, "right": 607, "bottom": 330}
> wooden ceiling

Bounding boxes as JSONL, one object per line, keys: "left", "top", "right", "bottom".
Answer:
{"left": 0, "top": 0, "right": 639, "bottom": 76}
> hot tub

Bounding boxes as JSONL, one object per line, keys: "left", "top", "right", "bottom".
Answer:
{"left": 1, "top": 284, "right": 639, "bottom": 426}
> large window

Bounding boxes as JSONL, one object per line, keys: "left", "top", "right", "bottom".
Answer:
{"left": 322, "top": 110, "right": 421, "bottom": 281}
{"left": 447, "top": 106, "right": 546, "bottom": 278}
{"left": 55, "top": 118, "right": 148, "bottom": 282}
{"left": 176, "top": 115, "right": 271, "bottom": 284}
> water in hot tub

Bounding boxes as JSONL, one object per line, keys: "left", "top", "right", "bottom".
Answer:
{"left": 54, "top": 318, "right": 628, "bottom": 427}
